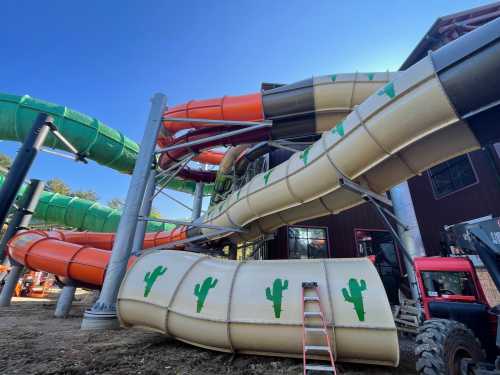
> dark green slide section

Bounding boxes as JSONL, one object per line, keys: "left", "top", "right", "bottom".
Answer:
{"left": 0, "top": 175, "right": 174, "bottom": 233}
{"left": 0, "top": 93, "right": 213, "bottom": 195}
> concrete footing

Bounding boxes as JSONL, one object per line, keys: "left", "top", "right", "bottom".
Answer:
{"left": 81, "top": 308, "right": 121, "bottom": 330}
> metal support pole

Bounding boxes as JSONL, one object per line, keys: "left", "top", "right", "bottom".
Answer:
{"left": 131, "top": 169, "right": 156, "bottom": 256}
{"left": 0, "top": 179, "right": 45, "bottom": 263}
{"left": 390, "top": 182, "right": 426, "bottom": 301}
{"left": 390, "top": 182, "right": 426, "bottom": 257}
{"left": 0, "top": 114, "right": 52, "bottom": 230}
{"left": 81, "top": 93, "right": 166, "bottom": 330}
{"left": 0, "top": 264, "right": 23, "bottom": 307}
{"left": 366, "top": 196, "right": 420, "bottom": 301}
{"left": 191, "top": 182, "right": 204, "bottom": 221}
{"left": 54, "top": 284, "right": 77, "bottom": 318}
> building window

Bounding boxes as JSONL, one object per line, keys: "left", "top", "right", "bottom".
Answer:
{"left": 288, "top": 226, "right": 329, "bottom": 259}
{"left": 428, "top": 154, "right": 478, "bottom": 199}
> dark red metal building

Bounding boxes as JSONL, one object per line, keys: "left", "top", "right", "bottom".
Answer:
{"left": 267, "top": 2, "right": 500, "bottom": 261}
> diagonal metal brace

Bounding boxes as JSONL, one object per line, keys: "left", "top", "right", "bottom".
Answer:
{"left": 46, "top": 122, "right": 88, "bottom": 164}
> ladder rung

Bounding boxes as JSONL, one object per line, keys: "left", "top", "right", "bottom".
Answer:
{"left": 304, "top": 345, "right": 330, "bottom": 352}
{"left": 302, "top": 282, "right": 318, "bottom": 288}
{"left": 304, "top": 311, "right": 322, "bottom": 317}
{"left": 305, "top": 327, "right": 326, "bottom": 332}
{"left": 304, "top": 296, "right": 320, "bottom": 301}
{"left": 305, "top": 364, "right": 335, "bottom": 372}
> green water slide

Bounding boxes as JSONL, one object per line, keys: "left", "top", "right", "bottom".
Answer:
{"left": 0, "top": 93, "right": 214, "bottom": 195}
{"left": 0, "top": 174, "right": 174, "bottom": 232}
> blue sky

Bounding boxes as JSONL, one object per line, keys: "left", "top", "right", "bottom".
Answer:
{"left": 0, "top": 0, "right": 492, "bottom": 219}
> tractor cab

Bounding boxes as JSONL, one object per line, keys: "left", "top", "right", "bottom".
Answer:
{"left": 414, "top": 217, "right": 500, "bottom": 374}
{"left": 414, "top": 256, "right": 491, "bottom": 320}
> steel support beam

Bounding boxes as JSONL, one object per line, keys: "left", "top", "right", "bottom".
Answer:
{"left": 0, "top": 114, "right": 52, "bottom": 230}
{"left": 81, "top": 93, "right": 166, "bottom": 330}
{"left": 157, "top": 190, "right": 193, "bottom": 212}
{"left": 156, "top": 124, "right": 270, "bottom": 154}
{"left": 162, "top": 117, "right": 272, "bottom": 127}
{"left": 131, "top": 169, "right": 156, "bottom": 256}
{"left": 0, "top": 179, "right": 45, "bottom": 263}
{"left": 191, "top": 182, "right": 204, "bottom": 220}
{"left": 365, "top": 195, "right": 420, "bottom": 301}
{"left": 0, "top": 265, "right": 23, "bottom": 307}
{"left": 339, "top": 177, "right": 393, "bottom": 206}
{"left": 140, "top": 216, "right": 243, "bottom": 232}
{"left": 54, "top": 284, "right": 77, "bottom": 318}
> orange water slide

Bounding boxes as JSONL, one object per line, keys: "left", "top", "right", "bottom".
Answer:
{"left": 7, "top": 228, "right": 188, "bottom": 287}
{"left": 158, "top": 93, "right": 264, "bottom": 167}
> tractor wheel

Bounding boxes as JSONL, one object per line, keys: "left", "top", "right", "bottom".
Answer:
{"left": 415, "top": 319, "right": 485, "bottom": 375}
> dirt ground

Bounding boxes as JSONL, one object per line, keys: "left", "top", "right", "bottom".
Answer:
{"left": 0, "top": 294, "right": 417, "bottom": 375}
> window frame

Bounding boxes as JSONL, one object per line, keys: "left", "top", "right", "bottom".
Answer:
{"left": 420, "top": 270, "right": 477, "bottom": 298}
{"left": 287, "top": 225, "right": 331, "bottom": 259}
{"left": 427, "top": 154, "right": 479, "bottom": 200}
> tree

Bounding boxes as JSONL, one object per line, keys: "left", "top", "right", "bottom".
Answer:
{"left": 46, "top": 178, "right": 71, "bottom": 195}
{"left": 107, "top": 198, "right": 124, "bottom": 210}
{"left": 73, "top": 190, "right": 99, "bottom": 201}
{"left": 0, "top": 152, "right": 11, "bottom": 171}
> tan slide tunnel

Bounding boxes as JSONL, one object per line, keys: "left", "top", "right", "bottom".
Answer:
{"left": 117, "top": 251, "right": 399, "bottom": 366}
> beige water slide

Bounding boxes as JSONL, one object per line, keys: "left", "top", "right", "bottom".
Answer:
{"left": 118, "top": 19, "right": 500, "bottom": 366}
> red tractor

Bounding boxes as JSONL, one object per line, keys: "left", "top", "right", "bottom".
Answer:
{"left": 413, "top": 218, "right": 500, "bottom": 375}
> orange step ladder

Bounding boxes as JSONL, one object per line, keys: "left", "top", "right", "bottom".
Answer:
{"left": 301, "top": 282, "right": 337, "bottom": 374}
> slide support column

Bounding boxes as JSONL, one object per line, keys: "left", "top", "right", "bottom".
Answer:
{"left": 0, "top": 114, "right": 52, "bottom": 230}
{"left": 0, "top": 179, "right": 45, "bottom": 263}
{"left": 131, "top": 170, "right": 156, "bottom": 256}
{"left": 54, "top": 283, "right": 77, "bottom": 318}
{"left": 191, "top": 182, "right": 204, "bottom": 221}
{"left": 81, "top": 93, "right": 166, "bottom": 330}
{"left": 0, "top": 265, "right": 24, "bottom": 307}
{"left": 0, "top": 179, "right": 45, "bottom": 307}
{"left": 390, "top": 182, "right": 426, "bottom": 301}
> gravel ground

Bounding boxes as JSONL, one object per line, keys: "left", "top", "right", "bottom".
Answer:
{"left": 0, "top": 294, "right": 417, "bottom": 374}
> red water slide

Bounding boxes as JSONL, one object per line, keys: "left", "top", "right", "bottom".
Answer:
{"left": 158, "top": 93, "right": 265, "bottom": 182}
{"left": 7, "top": 228, "right": 188, "bottom": 287}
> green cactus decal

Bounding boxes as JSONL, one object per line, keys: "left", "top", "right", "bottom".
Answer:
{"left": 194, "top": 276, "right": 218, "bottom": 313}
{"left": 299, "top": 146, "right": 312, "bottom": 166}
{"left": 143, "top": 265, "right": 167, "bottom": 297}
{"left": 263, "top": 169, "right": 273, "bottom": 185}
{"left": 342, "top": 278, "right": 367, "bottom": 321}
{"left": 265, "top": 278, "right": 289, "bottom": 318}
{"left": 331, "top": 121, "right": 345, "bottom": 137}
{"left": 377, "top": 82, "right": 395, "bottom": 99}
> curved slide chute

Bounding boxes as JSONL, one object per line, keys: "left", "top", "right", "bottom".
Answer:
{"left": 0, "top": 93, "right": 213, "bottom": 195}
{"left": 0, "top": 174, "right": 174, "bottom": 233}
{"left": 117, "top": 251, "right": 399, "bottom": 365}
{"left": 7, "top": 18, "right": 500, "bottom": 366}
{"left": 7, "top": 228, "right": 187, "bottom": 287}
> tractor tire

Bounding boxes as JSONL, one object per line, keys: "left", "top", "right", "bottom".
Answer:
{"left": 415, "top": 319, "right": 485, "bottom": 375}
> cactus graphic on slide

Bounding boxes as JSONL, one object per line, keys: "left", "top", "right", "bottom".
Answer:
{"left": 342, "top": 278, "right": 367, "bottom": 321}
{"left": 143, "top": 266, "right": 167, "bottom": 297}
{"left": 265, "top": 278, "right": 289, "bottom": 318}
{"left": 194, "top": 276, "right": 218, "bottom": 313}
